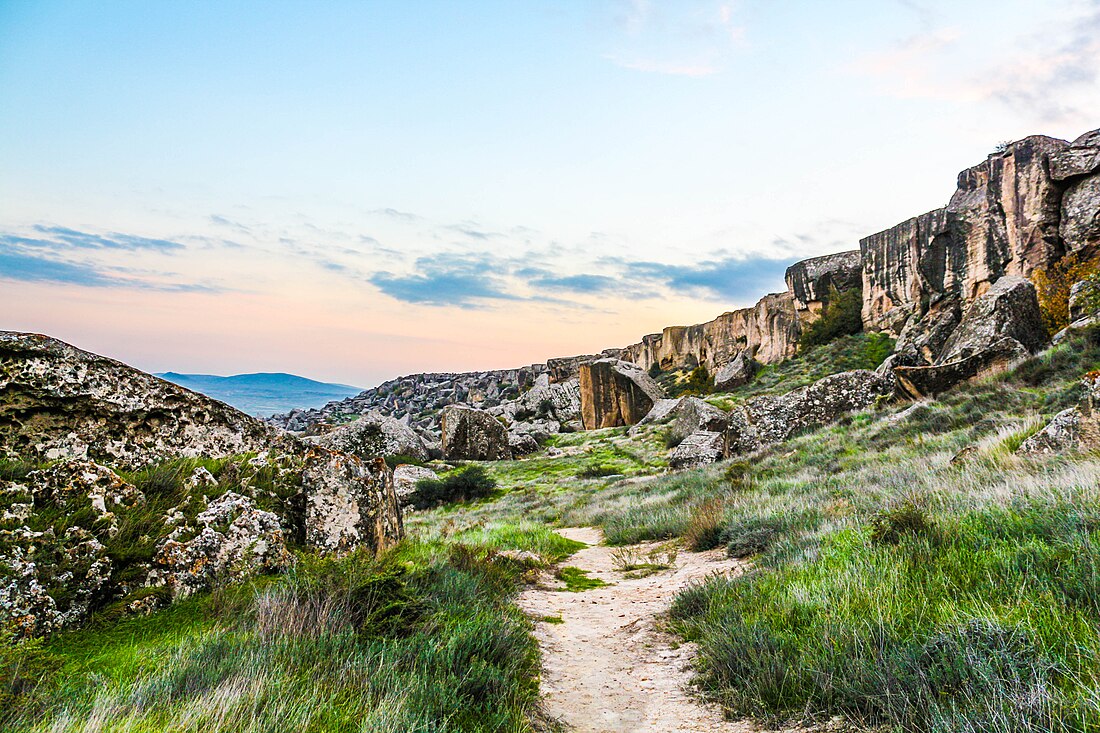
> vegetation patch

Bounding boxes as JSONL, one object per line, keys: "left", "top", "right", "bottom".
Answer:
{"left": 554, "top": 566, "right": 609, "bottom": 592}
{"left": 408, "top": 464, "right": 498, "bottom": 509}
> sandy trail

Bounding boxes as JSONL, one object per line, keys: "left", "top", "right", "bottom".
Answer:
{"left": 517, "top": 527, "right": 752, "bottom": 733}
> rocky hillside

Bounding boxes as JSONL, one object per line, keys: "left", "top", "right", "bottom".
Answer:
{"left": 0, "top": 332, "right": 403, "bottom": 636}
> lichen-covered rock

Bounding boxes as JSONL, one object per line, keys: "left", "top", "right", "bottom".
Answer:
{"left": 1017, "top": 409, "right": 1081, "bottom": 454}
{"left": 152, "top": 491, "right": 292, "bottom": 599}
{"left": 1061, "top": 173, "right": 1100, "bottom": 256}
{"left": 392, "top": 464, "right": 438, "bottom": 506}
{"left": 578, "top": 359, "right": 664, "bottom": 430}
{"left": 0, "top": 331, "right": 288, "bottom": 469}
{"left": 311, "top": 410, "right": 428, "bottom": 461}
{"left": 669, "top": 430, "right": 725, "bottom": 469}
{"left": 439, "top": 404, "right": 512, "bottom": 461}
{"left": 507, "top": 431, "right": 539, "bottom": 456}
{"left": 713, "top": 351, "right": 759, "bottom": 391}
{"left": 937, "top": 276, "right": 1047, "bottom": 363}
{"left": 893, "top": 338, "right": 1030, "bottom": 399}
{"left": 1050, "top": 129, "right": 1100, "bottom": 181}
{"left": 301, "top": 448, "right": 403, "bottom": 553}
{"left": 893, "top": 303, "right": 962, "bottom": 365}
{"left": 725, "top": 370, "right": 895, "bottom": 455}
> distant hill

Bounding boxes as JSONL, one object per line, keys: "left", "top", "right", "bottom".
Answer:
{"left": 156, "top": 372, "right": 362, "bottom": 417}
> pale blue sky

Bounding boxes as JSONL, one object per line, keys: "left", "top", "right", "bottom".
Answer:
{"left": 1, "top": 1, "right": 1098, "bottom": 384}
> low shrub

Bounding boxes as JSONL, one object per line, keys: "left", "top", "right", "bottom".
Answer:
{"left": 869, "top": 499, "right": 937, "bottom": 546}
{"left": 577, "top": 463, "right": 618, "bottom": 479}
{"left": 799, "top": 285, "right": 863, "bottom": 350}
{"left": 683, "top": 499, "right": 727, "bottom": 551}
{"left": 408, "top": 465, "right": 497, "bottom": 509}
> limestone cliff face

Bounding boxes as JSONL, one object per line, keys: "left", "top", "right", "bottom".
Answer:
{"left": 862, "top": 135, "right": 1071, "bottom": 335}
{"left": 0, "top": 331, "right": 287, "bottom": 468}
{"left": 1051, "top": 129, "right": 1100, "bottom": 257}
{"left": 619, "top": 292, "right": 802, "bottom": 371}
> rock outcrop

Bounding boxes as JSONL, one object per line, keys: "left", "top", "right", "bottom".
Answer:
{"left": 0, "top": 331, "right": 284, "bottom": 469}
{"left": 392, "top": 464, "right": 439, "bottom": 506}
{"left": 579, "top": 359, "right": 664, "bottom": 430}
{"left": 713, "top": 351, "right": 758, "bottom": 391}
{"left": 1051, "top": 130, "right": 1100, "bottom": 256}
{"left": 893, "top": 338, "right": 1029, "bottom": 399}
{"left": 301, "top": 448, "right": 403, "bottom": 553}
{"left": 310, "top": 410, "right": 429, "bottom": 462}
{"left": 936, "top": 277, "right": 1047, "bottom": 362}
{"left": 1018, "top": 373, "right": 1100, "bottom": 454}
{"left": 669, "top": 430, "right": 725, "bottom": 469}
{"left": 726, "top": 370, "right": 895, "bottom": 455}
{"left": 785, "top": 250, "right": 863, "bottom": 319}
{"left": 440, "top": 404, "right": 512, "bottom": 460}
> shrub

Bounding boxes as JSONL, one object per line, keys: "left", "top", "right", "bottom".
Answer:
{"left": 799, "top": 285, "right": 863, "bottom": 350}
{"left": 1032, "top": 252, "right": 1100, "bottom": 335}
{"left": 869, "top": 500, "right": 937, "bottom": 546}
{"left": 648, "top": 362, "right": 662, "bottom": 378}
{"left": 684, "top": 499, "right": 727, "bottom": 551}
{"left": 682, "top": 365, "right": 715, "bottom": 396}
{"left": 408, "top": 465, "right": 497, "bottom": 509}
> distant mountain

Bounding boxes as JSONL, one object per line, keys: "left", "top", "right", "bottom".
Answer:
{"left": 156, "top": 372, "right": 362, "bottom": 417}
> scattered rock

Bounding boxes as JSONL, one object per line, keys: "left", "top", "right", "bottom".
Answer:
{"left": 440, "top": 404, "right": 512, "bottom": 461}
{"left": 1018, "top": 373, "right": 1100, "bottom": 454}
{"left": 578, "top": 359, "right": 664, "bottom": 430}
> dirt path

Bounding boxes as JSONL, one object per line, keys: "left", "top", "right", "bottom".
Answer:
{"left": 517, "top": 527, "right": 752, "bottom": 733}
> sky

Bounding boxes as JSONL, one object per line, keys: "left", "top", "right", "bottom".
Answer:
{"left": 1, "top": 0, "right": 1099, "bottom": 387}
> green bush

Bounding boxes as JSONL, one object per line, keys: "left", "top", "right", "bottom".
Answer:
{"left": 408, "top": 465, "right": 497, "bottom": 509}
{"left": 798, "top": 285, "right": 863, "bottom": 350}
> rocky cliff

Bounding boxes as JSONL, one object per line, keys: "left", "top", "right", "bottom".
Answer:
{"left": 861, "top": 131, "right": 1100, "bottom": 337}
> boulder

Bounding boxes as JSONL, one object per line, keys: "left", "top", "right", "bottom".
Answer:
{"left": 726, "top": 370, "right": 895, "bottom": 455}
{"left": 578, "top": 359, "right": 664, "bottom": 430}
{"left": 893, "top": 303, "right": 962, "bottom": 365}
{"left": 713, "top": 351, "right": 759, "bottom": 391}
{"left": 1061, "top": 174, "right": 1100, "bottom": 256}
{"left": 0, "top": 331, "right": 287, "bottom": 469}
{"left": 630, "top": 399, "right": 682, "bottom": 432}
{"left": 1018, "top": 373, "right": 1100, "bottom": 454}
{"left": 936, "top": 276, "right": 1047, "bottom": 363}
{"left": 669, "top": 397, "right": 728, "bottom": 443}
{"left": 508, "top": 431, "right": 540, "bottom": 456}
{"left": 893, "top": 338, "right": 1030, "bottom": 399}
{"left": 152, "top": 491, "right": 292, "bottom": 599}
{"left": 392, "top": 464, "right": 439, "bottom": 506}
{"left": 440, "top": 404, "right": 512, "bottom": 460}
{"left": 1050, "top": 129, "right": 1100, "bottom": 181}
{"left": 668, "top": 430, "right": 725, "bottom": 469}
{"left": 311, "top": 410, "right": 429, "bottom": 461}
{"left": 301, "top": 448, "right": 404, "bottom": 554}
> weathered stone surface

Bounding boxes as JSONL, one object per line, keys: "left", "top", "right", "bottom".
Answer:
{"left": 862, "top": 136, "right": 1068, "bottom": 335}
{"left": 440, "top": 404, "right": 512, "bottom": 461}
{"left": 1017, "top": 409, "right": 1081, "bottom": 454}
{"left": 0, "top": 331, "right": 286, "bottom": 469}
{"left": 785, "top": 250, "right": 863, "bottom": 315}
{"left": 893, "top": 303, "right": 962, "bottom": 365}
{"left": 508, "top": 431, "right": 540, "bottom": 456}
{"left": 668, "top": 430, "right": 725, "bottom": 469}
{"left": 578, "top": 359, "right": 664, "bottom": 430}
{"left": 726, "top": 370, "right": 895, "bottom": 455}
{"left": 301, "top": 448, "right": 403, "bottom": 553}
{"left": 632, "top": 399, "right": 682, "bottom": 430}
{"left": 937, "top": 276, "right": 1047, "bottom": 363}
{"left": 311, "top": 410, "right": 428, "bottom": 461}
{"left": 893, "top": 338, "right": 1030, "bottom": 399}
{"left": 669, "top": 397, "right": 728, "bottom": 442}
{"left": 1050, "top": 129, "right": 1100, "bottom": 181}
{"left": 1061, "top": 173, "right": 1100, "bottom": 256}
{"left": 153, "top": 491, "right": 292, "bottom": 599}
{"left": 392, "top": 464, "right": 438, "bottom": 506}
{"left": 713, "top": 351, "right": 758, "bottom": 391}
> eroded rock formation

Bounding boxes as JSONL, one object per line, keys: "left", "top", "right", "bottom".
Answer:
{"left": 440, "top": 404, "right": 512, "bottom": 460}
{"left": 785, "top": 250, "right": 863, "bottom": 319}
{"left": 578, "top": 359, "right": 664, "bottom": 430}
{"left": 310, "top": 410, "right": 429, "bottom": 462}
{"left": 301, "top": 448, "right": 403, "bottom": 553}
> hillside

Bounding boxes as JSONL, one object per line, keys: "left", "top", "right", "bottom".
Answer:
{"left": 157, "top": 372, "right": 361, "bottom": 417}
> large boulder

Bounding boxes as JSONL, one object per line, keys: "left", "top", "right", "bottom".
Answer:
{"left": 578, "top": 359, "right": 664, "bottom": 430}
{"left": 440, "top": 404, "right": 512, "bottom": 461}
{"left": 726, "top": 370, "right": 895, "bottom": 456}
{"left": 713, "top": 351, "right": 759, "bottom": 391}
{"left": 936, "top": 276, "right": 1048, "bottom": 363}
{"left": 310, "top": 410, "right": 428, "bottom": 461}
{"left": 893, "top": 337, "right": 1029, "bottom": 399}
{"left": 0, "top": 331, "right": 287, "bottom": 469}
{"left": 301, "top": 448, "right": 403, "bottom": 553}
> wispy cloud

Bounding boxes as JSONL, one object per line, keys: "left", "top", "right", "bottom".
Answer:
{"left": 620, "top": 255, "right": 792, "bottom": 301}
{"left": 369, "top": 252, "right": 521, "bottom": 308}
{"left": 18, "top": 225, "right": 186, "bottom": 252}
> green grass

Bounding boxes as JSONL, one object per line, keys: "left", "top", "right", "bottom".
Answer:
{"left": 554, "top": 567, "right": 609, "bottom": 592}
{"left": 3, "top": 542, "right": 545, "bottom": 732}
